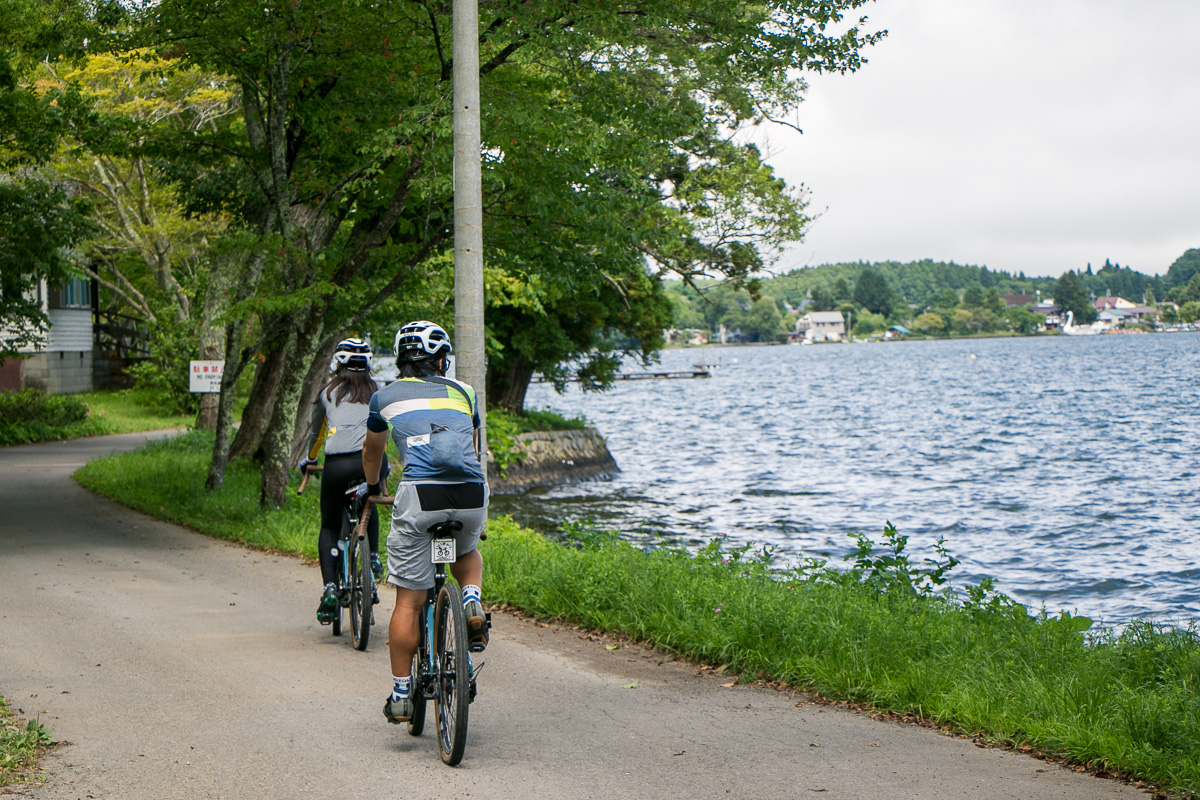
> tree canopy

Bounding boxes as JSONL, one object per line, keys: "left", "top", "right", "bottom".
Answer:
{"left": 1051, "top": 270, "right": 1096, "bottom": 323}
{"left": 0, "top": 0, "right": 99, "bottom": 356}
{"left": 853, "top": 267, "right": 895, "bottom": 316}
{"left": 68, "top": 0, "right": 886, "bottom": 504}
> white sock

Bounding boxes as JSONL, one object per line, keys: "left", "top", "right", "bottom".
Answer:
{"left": 462, "top": 585, "right": 481, "bottom": 605}
{"left": 392, "top": 675, "right": 411, "bottom": 701}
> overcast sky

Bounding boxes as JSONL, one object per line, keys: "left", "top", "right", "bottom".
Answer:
{"left": 752, "top": 0, "right": 1200, "bottom": 279}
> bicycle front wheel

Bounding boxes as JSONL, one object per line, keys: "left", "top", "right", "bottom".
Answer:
{"left": 433, "top": 584, "right": 470, "bottom": 765}
{"left": 349, "top": 536, "right": 372, "bottom": 651}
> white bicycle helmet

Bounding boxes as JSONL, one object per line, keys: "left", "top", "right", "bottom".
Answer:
{"left": 332, "top": 337, "right": 372, "bottom": 371}
{"left": 393, "top": 320, "right": 452, "bottom": 362}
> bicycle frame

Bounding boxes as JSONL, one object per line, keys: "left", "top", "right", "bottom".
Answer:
{"left": 299, "top": 464, "right": 377, "bottom": 649}
{"left": 361, "top": 497, "right": 479, "bottom": 765}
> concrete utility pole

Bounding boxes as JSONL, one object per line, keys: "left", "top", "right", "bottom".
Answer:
{"left": 452, "top": 0, "right": 486, "bottom": 458}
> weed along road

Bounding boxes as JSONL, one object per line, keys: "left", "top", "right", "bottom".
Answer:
{"left": 1, "top": 434, "right": 1141, "bottom": 800}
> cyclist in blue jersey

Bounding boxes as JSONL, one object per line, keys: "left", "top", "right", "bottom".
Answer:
{"left": 300, "top": 337, "right": 386, "bottom": 624}
{"left": 361, "top": 321, "right": 489, "bottom": 724}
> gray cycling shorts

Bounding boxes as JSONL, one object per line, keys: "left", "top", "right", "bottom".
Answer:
{"left": 385, "top": 481, "right": 488, "bottom": 591}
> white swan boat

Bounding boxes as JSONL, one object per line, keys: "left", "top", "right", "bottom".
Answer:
{"left": 1062, "top": 310, "right": 1102, "bottom": 336}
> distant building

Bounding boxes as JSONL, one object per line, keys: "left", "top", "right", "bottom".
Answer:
{"left": 1128, "top": 306, "right": 1157, "bottom": 322}
{"left": 1031, "top": 300, "right": 1062, "bottom": 329}
{"left": 1094, "top": 296, "right": 1137, "bottom": 310}
{"left": 999, "top": 294, "right": 1034, "bottom": 308}
{"left": 794, "top": 311, "right": 845, "bottom": 342}
{"left": 664, "top": 328, "right": 710, "bottom": 346}
{"left": 0, "top": 277, "right": 95, "bottom": 394}
{"left": 1096, "top": 308, "right": 1134, "bottom": 330}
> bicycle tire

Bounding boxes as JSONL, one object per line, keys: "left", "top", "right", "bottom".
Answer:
{"left": 407, "top": 650, "right": 426, "bottom": 737}
{"left": 332, "top": 513, "right": 351, "bottom": 638}
{"left": 433, "top": 584, "right": 470, "bottom": 765}
{"left": 350, "top": 535, "right": 371, "bottom": 651}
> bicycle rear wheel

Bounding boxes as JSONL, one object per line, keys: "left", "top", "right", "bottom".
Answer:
{"left": 433, "top": 584, "right": 470, "bottom": 765}
{"left": 407, "top": 650, "right": 427, "bottom": 737}
{"left": 349, "top": 536, "right": 372, "bottom": 651}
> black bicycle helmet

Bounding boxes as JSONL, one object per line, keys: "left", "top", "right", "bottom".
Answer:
{"left": 393, "top": 320, "right": 452, "bottom": 362}
{"left": 332, "top": 337, "right": 372, "bottom": 371}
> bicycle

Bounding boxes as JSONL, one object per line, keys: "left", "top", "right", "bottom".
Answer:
{"left": 298, "top": 464, "right": 379, "bottom": 651}
{"left": 361, "top": 496, "right": 490, "bottom": 766}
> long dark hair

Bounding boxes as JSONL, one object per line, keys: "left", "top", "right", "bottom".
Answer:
{"left": 321, "top": 366, "right": 377, "bottom": 406}
{"left": 396, "top": 356, "right": 447, "bottom": 379}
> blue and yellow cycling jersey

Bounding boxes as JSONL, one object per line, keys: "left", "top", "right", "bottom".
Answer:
{"left": 367, "top": 376, "right": 485, "bottom": 483}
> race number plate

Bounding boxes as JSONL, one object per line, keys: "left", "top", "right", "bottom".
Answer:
{"left": 431, "top": 537, "right": 456, "bottom": 564}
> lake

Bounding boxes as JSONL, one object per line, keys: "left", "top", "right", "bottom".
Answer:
{"left": 493, "top": 333, "right": 1200, "bottom": 625}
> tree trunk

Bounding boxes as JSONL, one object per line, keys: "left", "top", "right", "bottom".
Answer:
{"left": 258, "top": 329, "right": 299, "bottom": 507}
{"left": 194, "top": 251, "right": 239, "bottom": 432}
{"left": 289, "top": 335, "right": 339, "bottom": 466}
{"left": 228, "top": 338, "right": 289, "bottom": 461}
{"left": 206, "top": 248, "right": 268, "bottom": 491}
{"left": 259, "top": 320, "right": 324, "bottom": 508}
{"left": 487, "top": 356, "right": 533, "bottom": 414}
{"left": 206, "top": 324, "right": 250, "bottom": 491}
{"left": 206, "top": 378, "right": 237, "bottom": 491}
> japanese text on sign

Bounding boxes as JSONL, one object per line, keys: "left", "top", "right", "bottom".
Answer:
{"left": 189, "top": 361, "right": 225, "bottom": 393}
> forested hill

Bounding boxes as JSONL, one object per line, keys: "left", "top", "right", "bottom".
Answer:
{"left": 664, "top": 250, "right": 1199, "bottom": 339}
{"left": 757, "top": 256, "right": 1191, "bottom": 310}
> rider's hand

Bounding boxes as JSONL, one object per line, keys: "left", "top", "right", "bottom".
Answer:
{"left": 366, "top": 481, "right": 382, "bottom": 497}
{"left": 299, "top": 457, "right": 317, "bottom": 472}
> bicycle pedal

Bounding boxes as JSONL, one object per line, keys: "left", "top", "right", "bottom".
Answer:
{"left": 468, "top": 641, "right": 487, "bottom": 653}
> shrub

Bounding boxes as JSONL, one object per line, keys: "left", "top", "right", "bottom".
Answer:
{"left": 0, "top": 389, "right": 105, "bottom": 445}
{"left": 486, "top": 406, "right": 589, "bottom": 476}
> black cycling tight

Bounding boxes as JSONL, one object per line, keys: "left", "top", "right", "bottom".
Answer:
{"left": 317, "top": 451, "right": 379, "bottom": 585}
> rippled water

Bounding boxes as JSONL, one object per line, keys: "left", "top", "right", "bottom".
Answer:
{"left": 493, "top": 333, "right": 1200, "bottom": 625}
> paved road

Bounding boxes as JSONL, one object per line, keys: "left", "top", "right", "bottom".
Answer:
{"left": 1, "top": 433, "right": 1142, "bottom": 799}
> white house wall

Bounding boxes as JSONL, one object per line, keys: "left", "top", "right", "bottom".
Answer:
{"left": 45, "top": 308, "right": 93, "bottom": 351}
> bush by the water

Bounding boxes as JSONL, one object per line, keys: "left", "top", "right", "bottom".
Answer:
{"left": 74, "top": 431, "right": 1200, "bottom": 799}
{"left": 486, "top": 406, "right": 589, "bottom": 476}
{"left": 0, "top": 389, "right": 108, "bottom": 445}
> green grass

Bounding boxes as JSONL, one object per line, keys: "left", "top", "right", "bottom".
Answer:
{"left": 73, "top": 432, "right": 1200, "bottom": 799}
{"left": 0, "top": 387, "right": 196, "bottom": 446}
{"left": 0, "top": 697, "right": 52, "bottom": 787}
{"left": 485, "top": 525, "right": 1200, "bottom": 796}
{"left": 76, "top": 388, "right": 197, "bottom": 434}
{"left": 75, "top": 431, "right": 322, "bottom": 557}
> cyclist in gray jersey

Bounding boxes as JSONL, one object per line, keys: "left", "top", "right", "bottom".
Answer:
{"left": 362, "top": 320, "right": 489, "bottom": 724}
{"left": 300, "top": 338, "right": 386, "bottom": 624}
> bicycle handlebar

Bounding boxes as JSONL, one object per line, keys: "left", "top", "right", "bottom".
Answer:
{"left": 354, "top": 494, "right": 395, "bottom": 542}
{"left": 296, "top": 463, "right": 324, "bottom": 495}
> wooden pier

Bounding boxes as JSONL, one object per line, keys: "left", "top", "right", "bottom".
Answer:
{"left": 531, "top": 365, "right": 711, "bottom": 383}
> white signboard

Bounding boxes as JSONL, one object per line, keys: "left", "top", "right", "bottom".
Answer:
{"left": 189, "top": 360, "right": 224, "bottom": 393}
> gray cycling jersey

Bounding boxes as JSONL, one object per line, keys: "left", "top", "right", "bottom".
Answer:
{"left": 308, "top": 378, "right": 385, "bottom": 456}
